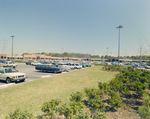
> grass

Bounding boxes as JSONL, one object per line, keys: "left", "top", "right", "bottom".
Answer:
{"left": 0, "top": 66, "right": 118, "bottom": 118}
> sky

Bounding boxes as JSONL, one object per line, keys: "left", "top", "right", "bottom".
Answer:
{"left": 0, "top": 0, "right": 150, "bottom": 56}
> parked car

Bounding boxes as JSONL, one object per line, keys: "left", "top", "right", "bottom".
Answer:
{"left": 74, "top": 63, "right": 82, "bottom": 69}
{"left": 35, "top": 64, "right": 64, "bottom": 73}
{"left": 145, "top": 65, "right": 150, "bottom": 69}
{"left": 137, "top": 65, "right": 145, "bottom": 69}
{"left": 85, "top": 62, "right": 91, "bottom": 67}
{"left": 41, "top": 61, "right": 52, "bottom": 64}
{"left": 68, "top": 63, "right": 76, "bottom": 70}
{"left": 0, "top": 67, "right": 27, "bottom": 83}
{"left": 26, "top": 60, "right": 35, "bottom": 65}
{"left": 31, "top": 61, "right": 41, "bottom": 66}
{"left": 111, "top": 62, "right": 119, "bottom": 66}
{"left": 80, "top": 63, "right": 87, "bottom": 68}
{"left": 58, "top": 64, "right": 71, "bottom": 72}
{"left": 2, "top": 61, "right": 17, "bottom": 68}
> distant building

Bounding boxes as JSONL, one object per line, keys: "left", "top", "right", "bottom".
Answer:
{"left": 23, "top": 54, "right": 51, "bottom": 60}
{"left": 0, "top": 54, "right": 23, "bottom": 60}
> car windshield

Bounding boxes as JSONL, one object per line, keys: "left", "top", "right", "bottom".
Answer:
{"left": 5, "top": 68, "right": 18, "bottom": 73}
{"left": 9, "top": 62, "right": 14, "bottom": 64}
{"left": 57, "top": 65, "right": 63, "bottom": 68}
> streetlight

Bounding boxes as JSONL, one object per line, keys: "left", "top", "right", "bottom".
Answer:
{"left": 116, "top": 25, "right": 123, "bottom": 65}
{"left": 10, "top": 36, "right": 15, "bottom": 61}
{"left": 61, "top": 48, "right": 63, "bottom": 60}
{"left": 107, "top": 47, "right": 108, "bottom": 56}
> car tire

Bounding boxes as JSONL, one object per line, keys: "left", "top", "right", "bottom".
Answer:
{"left": 21, "top": 79, "right": 25, "bottom": 82}
{"left": 6, "top": 78, "right": 11, "bottom": 84}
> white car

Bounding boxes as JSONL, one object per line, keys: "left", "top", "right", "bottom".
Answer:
{"left": 3, "top": 61, "right": 17, "bottom": 68}
{"left": 74, "top": 63, "right": 82, "bottom": 69}
{"left": 31, "top": 61, "right": 41, "bottom": 66}
{"left": 68, "top": 64, "right": 76, "bottom": 70}
{"left": 137, "top": 66, "right": 145, "bottom": 70}
{"left": 0, "top": 68, "right": 27, "bottom": 84}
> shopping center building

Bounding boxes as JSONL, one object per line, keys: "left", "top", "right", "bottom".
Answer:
{"left": 0, "top": 54, "right": 92, "bottom": 61}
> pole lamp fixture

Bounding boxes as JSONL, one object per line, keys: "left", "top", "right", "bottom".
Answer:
{"left": 61, "top": 48, "right": 64, "bottom": 60}
{"left": 116, "top": 25, "right": 123, "bottom": 65}
{"left": 10, "top": 36, "right": 15, "bottom": 61}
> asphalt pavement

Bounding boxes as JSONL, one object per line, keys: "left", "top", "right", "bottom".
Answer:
{"left": 0, "top": 63, "right": 57, "bottom": 89}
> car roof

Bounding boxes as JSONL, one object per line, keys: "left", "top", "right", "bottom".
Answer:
{"left": 0, "top": 67, "right": 15, "bottom": 69}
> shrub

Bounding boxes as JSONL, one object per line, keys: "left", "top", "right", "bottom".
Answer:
{"left": 70, "top": 91, "right": 84, "bottom": 102}
{"left": 140, "top": 77, "right": 147, "bottom": 84}
{"left": 138, "top": 94, "right": 150, "bottom": 119}
{"left": 133, "top": 81, "right": 147, "bottom": 96}
{"left": 108, "top": 91, "right": 123, "bottom": 109}
{"left": 88, "top": 96, "right": 106, "bottom": 112}
{"left": 72, "top": 111, "right": 91, "bottom": 119}
{"left": 5, "top": 109, "right": 33, "bottom": 119}
{"left": 98, "top": 82, "right": 110, "bottom": 91}
{"left": 138, "top": 106, "right": 150, "bottom": 119}
{"left": 70, "top": 101, "right": 85, "bottom": 115}
{"left": 63, "top": 107, "right": 74, "bottom": 119}
{"left": 41, "top": 99, "right": 61, "bottom": 118}
{"left": 93, "top": 111, "right": 107, "bottom": 119}
{"left": 84, "top": 88, "right": 103, "bottom": 99}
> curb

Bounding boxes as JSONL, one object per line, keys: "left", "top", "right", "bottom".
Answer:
{"left": 0, "top": 83, "right": 15, "bottom": 89}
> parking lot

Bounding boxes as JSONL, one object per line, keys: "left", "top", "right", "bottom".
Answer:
{"left": 0, "top": 63, "right": 58, "bottom": 88}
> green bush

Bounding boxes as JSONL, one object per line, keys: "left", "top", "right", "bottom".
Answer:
{"left": 84, "top": 88, "right": 103, "bottom": 99}
{"left": 138, "top": 106, "right": 150, "bottom": 119}
{"left": 72, "top": 112, "right": 91, "bottom": 119}
{"left": 93, "top": 111, "right": 107, "bottom": 119}
{"left": 5, "top": 109, "right": 33, "bottom": 119}
{"left": 70, "top": 101, "right": 85, "bottom": 115}
{"left": 133, "top": 81, "right": 147, "bottom": 96}
{"left": 41, "top": 99, "right": 61, "bottom": 118}
{"left": 108, "top": 91, "right": 123, "bottom": 109}
{"left": 88, "top": 97, "right": 106, "bottom": 112}
{"left": 70, "top": 91, "right": 84, "bottom": 102}
{"left": 98, "top": 82, "right": 110, "bottom": 91}
{"left": 138, "top": 95, "right": 150, "bottom": 119}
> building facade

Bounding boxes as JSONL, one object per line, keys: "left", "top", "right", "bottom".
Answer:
{"left": 0, "top": 54, "right": 23, "bottom": 59}
{"left": 23, "top": 54, "right": 51, "bottom": 60}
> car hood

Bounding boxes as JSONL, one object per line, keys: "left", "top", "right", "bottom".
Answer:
{"left": 5, "top": 72, "right": 27, "bottom": 76}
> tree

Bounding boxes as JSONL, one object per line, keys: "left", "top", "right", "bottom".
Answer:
{"left": 53, "top": 53, "right": 61, "bottom": 57}
{"left": 91, "top": 55, "right": 100, "bottom": 58}
{"left": 63, "top": 52, "right": 68, "bottom": 57}
{"left": 48, "top": 53, "right": 51, "bottom": 56}
{"left": 41, "top": 52, "right": 46, "bottom": 55}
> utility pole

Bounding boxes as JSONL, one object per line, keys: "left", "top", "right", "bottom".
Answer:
{"left": 116, "top": 25, "right": 123, "bottom": 65}
{"left": 107, "top": 47, "right": 108, "bottom": 56}
{"left": 10, "top": 36, "right": 15, "bottom": 61}
{"left": 61, "top": 48, "right": 64, "bottom": 60}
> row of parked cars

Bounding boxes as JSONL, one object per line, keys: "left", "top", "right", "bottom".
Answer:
{"left": 0, "top": 60, "right": 28, "bottom": 84}
{"left": 0, "top": 60, "right": 18, "bottom": 68}
{"left": 26, "top": 60, "right": 91, "bottom": 73}
{"left": 106, "top": 61, "right": 149, "bottom": 70}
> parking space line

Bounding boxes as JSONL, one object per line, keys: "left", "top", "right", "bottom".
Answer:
{"left": 41, "top": 75, "right": 51, "bottom": 78}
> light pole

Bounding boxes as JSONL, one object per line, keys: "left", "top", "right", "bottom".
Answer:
{"left": 10, "top": 36, "right": 15, "bottom": 61}
{"left": 107, "top": 47, "right": 108, "bottom": 56}
{"left": 61, "top": 48, "right": 63, "bottom": 60}
{"left": 116, "top": 25, "right": 123, "bottom": 65}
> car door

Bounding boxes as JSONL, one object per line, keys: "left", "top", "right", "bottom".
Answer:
{"left": 0, "top": 69, "right": 5, "bottom": 80}
{"left": 50, "top": 65, "right": 55, "bottom": 72}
